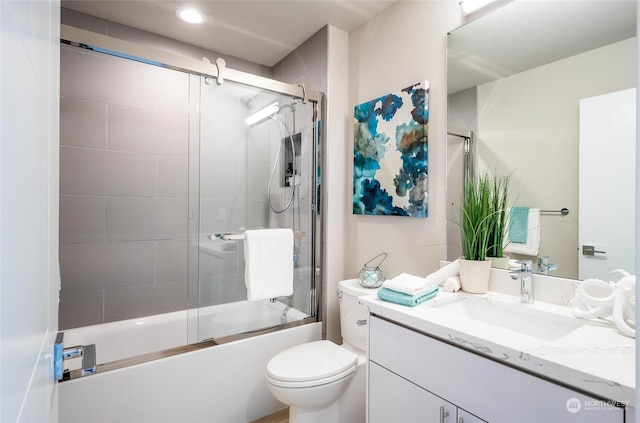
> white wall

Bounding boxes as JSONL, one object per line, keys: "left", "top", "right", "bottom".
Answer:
{"left": 636, "top": 7, "right": 640, "bottom": 421}
{"left": 1, "top": 0, "right": 60, "bottom": 422}
{"left": 325, "top": 25, "right": 350, "bottom": 341}
{"left": 347, "top": 1, "right": 464, "bottom": 278}
{"left": 338, "top": 2, "right": 463, "bottom": 330}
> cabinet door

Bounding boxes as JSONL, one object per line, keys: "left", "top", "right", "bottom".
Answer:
{"left": 369, "top": 362, "right": 456, "bottom": 423}
{"left": 457, "top": 409, "right": 487, "bottom": 423}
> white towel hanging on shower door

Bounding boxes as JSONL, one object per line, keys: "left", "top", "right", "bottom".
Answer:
{"left": 244, "top": 228, "right": 294, "bottom": 301}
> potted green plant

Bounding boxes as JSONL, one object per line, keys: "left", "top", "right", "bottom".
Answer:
{"left": 458, "top": 171, "right": 510, "bottom": 292}
{"left": 486, "top": 174, "right": 510, "bottom": 269}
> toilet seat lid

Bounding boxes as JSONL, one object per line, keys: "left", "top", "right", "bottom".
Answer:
{"left": 266, "top": 340, "right": 358, "bottom": 382}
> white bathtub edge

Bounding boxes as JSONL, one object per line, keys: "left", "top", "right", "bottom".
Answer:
{"left": 60, "top": 322, "right": 322, "bottom": 423}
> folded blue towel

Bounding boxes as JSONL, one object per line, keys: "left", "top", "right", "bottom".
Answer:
{"left": 509, "top": 207, "right": 530, "bottom": 243}
{"left": 377, "top": 285, "right": 439, "bottom": 307}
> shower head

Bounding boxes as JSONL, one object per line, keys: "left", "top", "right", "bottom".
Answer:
{"left": 245, "top": 101, "right": 279, "bottom": 125}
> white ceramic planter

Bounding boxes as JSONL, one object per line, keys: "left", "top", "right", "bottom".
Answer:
{"left": 488, "top": 255, "right": 510, "bottom": 270}
{"left": 458, "top": 258, "right": 492, "bottom": 293}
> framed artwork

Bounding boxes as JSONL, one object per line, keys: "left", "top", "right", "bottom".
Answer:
{"left": 353, "top": 81, "right": 429, "bottom": 217}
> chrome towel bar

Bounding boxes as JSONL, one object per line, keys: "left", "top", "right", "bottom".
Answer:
{"left": 540, "top": 208, "right": 569, "bottom": 216}
{"left": 210, "top": 231, "right": 306, "bottom": 241}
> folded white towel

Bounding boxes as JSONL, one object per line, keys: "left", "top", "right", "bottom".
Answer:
{"left": 504, "top": 208, "right": 541, "bottom": 256}
{"left": 427, "top": 260, "right": 460, "bottom": 286}
{"left": 244, "top": 228, "right": 293, "bottom": 301}
{"left": 383, "top": 273, "right": 429, "bottom": 296}
{"left": 443, "top": 276, "right": 461, "bottom": 292}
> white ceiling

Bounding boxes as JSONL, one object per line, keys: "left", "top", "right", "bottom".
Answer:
{"left": 448, "top": 0, "right": 637, "bottom": 93}
{"left": 61, "top": 0, "right": 397, "bottom": 67}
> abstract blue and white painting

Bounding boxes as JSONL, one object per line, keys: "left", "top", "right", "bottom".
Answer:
{"left": 353, "top": 81, "right": 429, "bottom": 217}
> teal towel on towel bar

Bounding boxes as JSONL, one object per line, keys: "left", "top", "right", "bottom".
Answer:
{"left": 377, "top": 285, "right": 439, "bottom": 307}
{"left": 509, "top": 207, "right": 530, "bottom": 243}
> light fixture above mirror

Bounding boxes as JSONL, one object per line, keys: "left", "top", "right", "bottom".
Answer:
{"left": 459, "top": 0, "right": 498, "bottom": 15}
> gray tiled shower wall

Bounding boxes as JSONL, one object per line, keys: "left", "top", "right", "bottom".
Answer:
{"left": 59, "top": 45, "right": 191, "bottom": 328}
{"left": 59, "top": 9, "right": 328, "bottom": 329}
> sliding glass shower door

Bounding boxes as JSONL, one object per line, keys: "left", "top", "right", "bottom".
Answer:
{"left": 193, "top": 77, "right": 317, "bottom": 343}
{"left": 59, "top": 34, "right": 321, "bottom": 372}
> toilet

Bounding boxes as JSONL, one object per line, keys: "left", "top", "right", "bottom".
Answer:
{"left": 265, "top": 279, "right": 378, "bottom": 423}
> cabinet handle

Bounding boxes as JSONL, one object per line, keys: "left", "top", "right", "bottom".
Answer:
{"left": 440, "top": 406, "right": 450, "bottom": 422}
{"left": 459, "top": 418, "right": 464, "bottom": 423}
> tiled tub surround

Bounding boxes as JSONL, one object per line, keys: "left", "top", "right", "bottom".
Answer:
{"left": 360, "top": 268, "right": 635, "bottom": 409}
{"left": 59, "top": 44, "right": 191, "bottom": 328}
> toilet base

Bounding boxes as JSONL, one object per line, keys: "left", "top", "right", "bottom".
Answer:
{"left": 336, "top": 358, "right": 366, "bottom": 422}
{"left": 289, "top": 402, "right": 339, "bottom": 423}
{"left": 285, "top": 359, "right": 366, "bottom": 423}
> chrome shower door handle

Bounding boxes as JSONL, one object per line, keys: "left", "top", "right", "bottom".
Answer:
{"left": 54, "top": 332, "right": 97, "bottom": 380}
{"left": 79, "top": 344, "right": 97, "bottom": 376}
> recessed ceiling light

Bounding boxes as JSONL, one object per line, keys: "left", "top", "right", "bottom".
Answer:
{"left": 176, "top": 7, "right": 206, "bottom": 24}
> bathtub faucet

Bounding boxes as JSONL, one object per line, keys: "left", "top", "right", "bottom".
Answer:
{"left": 270, "top": 295, "right": 293, "bottom": 304}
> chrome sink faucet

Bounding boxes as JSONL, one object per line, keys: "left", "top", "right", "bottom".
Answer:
{"left": 510, "top": 260, "right": 534, "bottom": 304}
{"left": 537, "top": 256, "right": 559, "bottom": 275}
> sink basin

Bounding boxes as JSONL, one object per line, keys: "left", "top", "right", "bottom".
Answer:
{"left": 430, "top": 296, "right": 586, "bottom": 342}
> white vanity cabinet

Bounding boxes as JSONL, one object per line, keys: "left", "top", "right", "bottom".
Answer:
{"left": 368, "top": 316, "right": 625, "bottom": 423}
{"left": 369, "top": 361, "right": 485, "bottom": 423}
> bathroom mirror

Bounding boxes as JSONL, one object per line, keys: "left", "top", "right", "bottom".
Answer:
{"left": 446, "top": 0, "right": 637, "bottom": 280}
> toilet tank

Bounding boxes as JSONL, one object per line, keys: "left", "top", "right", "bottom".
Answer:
{"left": 338, "top": 279, "right": 380, "bottom": 352}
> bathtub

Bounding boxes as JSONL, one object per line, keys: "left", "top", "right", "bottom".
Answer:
{"left": 59, "top": 301, "right": 321, "bottom": 423}
{"left": 63, "top": 299, "right": 309, "bottom": 369}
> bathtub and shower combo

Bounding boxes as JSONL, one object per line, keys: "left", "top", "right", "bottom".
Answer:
{"left": 58, "top": 24, "right": 323, "bottom": 422}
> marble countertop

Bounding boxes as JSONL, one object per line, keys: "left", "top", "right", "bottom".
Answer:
{"left": 360, "top": 289, "right": 635, "bottom": 407}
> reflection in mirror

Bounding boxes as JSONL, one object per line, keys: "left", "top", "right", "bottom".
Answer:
{"left": 446, "top": 1, "right": 637, "bottom": 280}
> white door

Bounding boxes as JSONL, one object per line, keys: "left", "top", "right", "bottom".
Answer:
{"left": 579, "top": 88, "right": 636, "bottom": 281}
{"left": 1, "top": 1, "right": 60, "bottom": 422}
